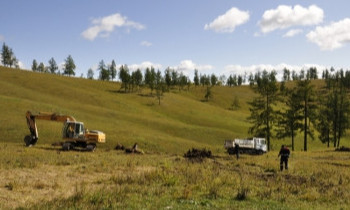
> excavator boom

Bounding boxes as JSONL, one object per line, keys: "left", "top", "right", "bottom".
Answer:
{"left": 25, "top": 111, "right": 76, "bottom": 146}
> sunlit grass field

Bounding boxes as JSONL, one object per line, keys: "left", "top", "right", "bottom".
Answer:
{"left": 1, "top": 67, "right": 350, "bottom": 209}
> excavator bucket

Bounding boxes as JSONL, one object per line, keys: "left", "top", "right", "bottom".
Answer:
{"left": 24, "top": 135, "right": 37, "bottom": 147}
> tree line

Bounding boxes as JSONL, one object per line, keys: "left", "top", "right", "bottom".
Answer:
{"left": 248, "top": 68, "right": 350, "bottom": 151}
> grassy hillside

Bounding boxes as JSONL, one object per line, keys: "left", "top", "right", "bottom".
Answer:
{"left": 1, "top": 66, "right": 350, "bottom": 209}
{"left": 1, "top": 66, "right": 344, "bottom": 153}
{"left": 0, "top": 66, "right": 255, "bottom": 153}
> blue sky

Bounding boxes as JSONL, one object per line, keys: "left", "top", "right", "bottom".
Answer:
{"left": 1, "top": 0, "right": 350, "bottom": 79}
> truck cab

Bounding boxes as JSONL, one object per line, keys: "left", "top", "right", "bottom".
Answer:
{"left": 253, "top": 137, "right": 267, "bottom": 154}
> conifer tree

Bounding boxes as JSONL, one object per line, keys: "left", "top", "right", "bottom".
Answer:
{"left": 247, "top": 70, "right": 278, "bottom": 151}
{"left": 48, "top": 57, "right": 58, "bottom": 74}
{"left": 63, "top": 55, "right": 76, "bottom": 76}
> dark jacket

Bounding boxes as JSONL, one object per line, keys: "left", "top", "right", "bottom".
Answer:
{"left": 278, "top": 147, "right": 290, "bottom": 159}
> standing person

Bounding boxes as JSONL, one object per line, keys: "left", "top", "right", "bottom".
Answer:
{"left": 234, "top": 143, "right": 240, "bottom": 160}
{"left": 278, "top": 145, "right": 290, "bottom": 171}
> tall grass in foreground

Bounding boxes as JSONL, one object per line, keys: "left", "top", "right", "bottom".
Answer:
{"left": 1, "top": 143, "right": 349, "bottom": 209}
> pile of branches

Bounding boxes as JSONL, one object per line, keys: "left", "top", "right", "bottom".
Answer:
{"left": 335, "top": 146, "right": 350, "bottom": 152}
{"left": 115, "top": 143, "right": 144, "bottom": 154}
{"left": 184, "top": 148, "right": 212, "bottom": 159}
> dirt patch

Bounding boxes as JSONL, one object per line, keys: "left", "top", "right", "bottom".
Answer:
{"left": 184, "top": 148, "right": 212, "bottom": 160}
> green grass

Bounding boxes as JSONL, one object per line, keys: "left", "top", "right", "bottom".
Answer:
{"left": 0, "top": 67, "right": 260, "bottom": 153}
{"left": 1, "top": 66, "right": 350, "bottom": 209}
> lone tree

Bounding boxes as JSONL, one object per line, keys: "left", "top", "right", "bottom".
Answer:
{"left": 247, "top": 70, "right": 279, "bottom": 151}
{"left": 63, "top": 55, "right": 76, "bottom": 76}
{"left": 230, "top": 95, "right": 240, "bottom": 110}
{"left": 204, "top": 86, "right": 212, "bottom": 101}
{"left": 87, "top": 68, "right": 94, "bottom": 79}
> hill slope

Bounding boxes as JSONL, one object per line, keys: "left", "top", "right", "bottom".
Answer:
{"left": 0, "top": 67, "right": 340, "bottom": 153}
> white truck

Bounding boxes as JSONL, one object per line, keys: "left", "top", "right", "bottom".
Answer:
{"left": 224, "top": 137, "right": 267, "bottom": 155}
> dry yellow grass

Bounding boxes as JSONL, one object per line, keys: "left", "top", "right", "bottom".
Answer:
{"left": 1, "top": 142, "right": 350, "bottom": 209}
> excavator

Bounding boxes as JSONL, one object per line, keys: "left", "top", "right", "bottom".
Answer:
{"left": 25, "top": 111, "right": 105, "bottom": 151}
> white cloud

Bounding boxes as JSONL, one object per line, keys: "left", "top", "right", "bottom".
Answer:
{"left": 82, "top": 13, "right": 145, "bottom": 41}
{"left": 17, "top": 61, "right": 25, "bottom": 69}
{"left": 259, "top": 5, "right": 323, "bottom": 33}
{"left": 172, "top": 60, "right": 213, "bottom": 76}
{"left": 140, "top": 41, "right": 152, "bottom": 47}
{"left": 306, "top": 18, "right": 350, "bottom": 51}
{"left": 125, "top": 60, "right": 213, "bottom": 76}
{"left": 129, "top": 61, "right": 162, "bottom": 72}
{"left": 0, "top": 34, "right": 4, "bottom": 41}
{"left": 223, "top": 63, "right": 329, "bottom": 80}
{"left": 283, "top": 29, "right": 303, "bottom": 37}
{"left": 204, "top": 7, "right": 249, "bottom": 33}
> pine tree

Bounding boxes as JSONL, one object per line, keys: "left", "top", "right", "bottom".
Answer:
{"left": 1, "top": 43, "right": 18, "bottom": 68}
{"left": 164, "top": 67, "right": 172, "bottom": 91}
{"left": 323, "top": 72, "right": 350, "bottom": 148}
{"left": 145, "top": 67, "right": 156, "bottom": 94}
{"left": 155, "top": 70, "right": 165, "bottom": 105}
{"left": 210, "top": 74, "right": 218, "bottom": 86}
{"left": 204, "top": 86, "right": 212, "bottom": 101}
{"left": 38, "top": 62, "right": 45, "bottom": 72}
{"left": 109, "top": 60, "right": 117, "bottom": 81}
{"left": 296, "top": 79, "right": 317, "bottom": 151}
{"left": 98, "top": 60, "right": 109, "bottom": 81}
{"left": 247, "top": 70, "right": 279, "bottom": 151}
{"left": 63, "top": 55, "right": 76, "bottom": 76}
{"left": 87, "top": 68, "right": 94, "bottom": 79}
{"left": 119, "top": 65, "right": 130, "bottom": 92}
{"left": 194, "top": 69, "right": 199, "bottom": 86}
{"left": 31, "top": 59, "right": 38, "bottom": 72}
{"left": 48, "top": 57, "right": 58, "bottom": 74}
{"left": 276, "top": 87, "right": 304, "bottom": 151}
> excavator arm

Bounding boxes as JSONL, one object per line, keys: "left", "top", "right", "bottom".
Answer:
{"left": 25, "top": 111, "right": 76, "bottom": 146}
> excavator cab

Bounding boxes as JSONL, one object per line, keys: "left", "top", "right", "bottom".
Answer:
{"left": 63, "top": 122, "right": 85, "bottom": 139}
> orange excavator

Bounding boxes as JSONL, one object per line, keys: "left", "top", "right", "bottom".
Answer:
{"left": 25, "top": 111, "right": 105, "bottom": 151}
